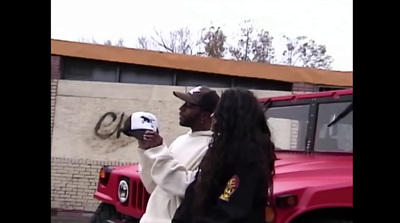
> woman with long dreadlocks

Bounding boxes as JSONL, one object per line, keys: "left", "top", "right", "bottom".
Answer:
{"left": 172, "top": 87, "right": 277, "bottom": 223}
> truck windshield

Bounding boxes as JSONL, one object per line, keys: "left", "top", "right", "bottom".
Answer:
{"left": 265, "top": 101, "right": 353, "bottom": 153}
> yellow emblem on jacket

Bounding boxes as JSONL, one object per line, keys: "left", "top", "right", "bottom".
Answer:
{"left": 219, "top": 175, "right": 240, "bottom": 201}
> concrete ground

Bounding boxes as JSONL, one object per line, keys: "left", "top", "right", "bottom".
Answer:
{"left": 51, "top": 210, "right": 93, "bottom": 223}
{"left": 51, "top": 216, "right": 91, "bottom": 223}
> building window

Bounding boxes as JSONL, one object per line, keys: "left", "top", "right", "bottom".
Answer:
{"left": 235, "top": 76, "right": 292, "bottom": 91}
{"left": 61, "top": 56, "right": 296, "bottom": 92}
{"left": 62, "top": 57, "right": 118, "bottom": 82}
{"left": 316, "top": 85, "right": 348, "bottom": 92}
{"left": 120, "top": 64, "right": 174, "bottom": 85}
{"left": 176, "top": 70, "right": 232, "bottom": 88}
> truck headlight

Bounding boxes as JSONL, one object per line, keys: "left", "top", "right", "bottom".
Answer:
{"left": 118, "top": 180, "right": 129, "bottom": 203}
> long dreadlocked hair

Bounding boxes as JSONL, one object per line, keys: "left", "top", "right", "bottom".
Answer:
{"left": 192, "top": 88, "right": 277, "bottom": 215}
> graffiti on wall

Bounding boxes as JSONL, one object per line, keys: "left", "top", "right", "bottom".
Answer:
{"left": 94, "top": 112, "right": 125, "bottom": 139}
{"left": 86, "top": 111, "right": 136, "bottom": 153}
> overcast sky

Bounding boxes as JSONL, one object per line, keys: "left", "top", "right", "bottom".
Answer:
{"left": 51, "top": 0, "right": 352, "bottom": 71}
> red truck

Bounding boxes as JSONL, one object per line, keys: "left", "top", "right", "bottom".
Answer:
{"left": 91, "top": 89, "right": 353, "bottom": 223}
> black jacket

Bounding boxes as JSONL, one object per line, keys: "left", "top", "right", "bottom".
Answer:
{"left": 172, "top": 163, "right": 267, "bottom": 223}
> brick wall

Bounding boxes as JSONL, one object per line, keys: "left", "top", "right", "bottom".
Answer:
{"left": 51, "top": 56, "right": 62, "bottom": 79}
{"left": 51, "top": 157, "right": 136, "bottom": 211}
{"left": 51, "top": 56, "right": 61, "bottom": 138}
{"left": 51, "top": 79, "right": 58, "bottom": 136}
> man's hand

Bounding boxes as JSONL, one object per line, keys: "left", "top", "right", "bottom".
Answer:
{"left": 137, "top": 138, "right": 152, "bottom": 150}
{"left": 138, "top": 130, "right": 163, "bottom": 150}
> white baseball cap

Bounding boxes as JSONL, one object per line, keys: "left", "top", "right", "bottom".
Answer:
{"left": 122, "top": 111, "right": 159, "bottom": 140}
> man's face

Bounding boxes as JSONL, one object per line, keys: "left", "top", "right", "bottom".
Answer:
{"left": 179, "top": 102, "right": 203, "bottom": 127}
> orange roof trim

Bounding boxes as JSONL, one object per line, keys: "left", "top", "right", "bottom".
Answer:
{"left": 51, "top": 39, "right": 352, "bottom": 87}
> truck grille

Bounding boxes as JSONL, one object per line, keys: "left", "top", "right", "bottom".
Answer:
{"left": 131, "top": 180, "right": 150, "bottom": 211}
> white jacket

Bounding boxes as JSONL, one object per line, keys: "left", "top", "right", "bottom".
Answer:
{"left": 136, "top": 130, "right": 212, "bottom": 223}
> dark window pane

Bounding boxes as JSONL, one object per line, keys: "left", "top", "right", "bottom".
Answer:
{"left": 176, "top": 71, "right": 232, "bottom": 88}
{"left": 120, "top": 64, "right": 173, "bottom": 85}
{"left": 62, "top": 57, "right": 117, "bottom": 82}
{"left": 234, "top": 76, "right": 292, "bottom": 91}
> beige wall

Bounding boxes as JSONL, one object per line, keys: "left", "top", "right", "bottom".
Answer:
{"left": 51, "top": 80, "right": 293, "bottom": 211}
{"left": 51, "top": 80, "right": 293, "bottom": 162}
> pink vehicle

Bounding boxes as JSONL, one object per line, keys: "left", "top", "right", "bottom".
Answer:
{"left": 91, "top": 89, "right": 353, "bottom": 223}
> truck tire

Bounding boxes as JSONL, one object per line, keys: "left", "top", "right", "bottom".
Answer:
{"left": 90, "top": 202, "right": 121, "bottom": 223}
{"left": 303, "top": 219, "right": 352, "bottom": 223}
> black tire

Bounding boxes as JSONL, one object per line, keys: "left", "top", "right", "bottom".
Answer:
{"left": 300, "top": 219, "right": 352, "bottom": 223}
{"left": 292, "top": 208, "right": 352, "bottom": 223}
{"left": 90, "top": 202, "right": 121, "bottom": 223}
{"left": 129, "top": 218, "right": 140, "bottom": 223}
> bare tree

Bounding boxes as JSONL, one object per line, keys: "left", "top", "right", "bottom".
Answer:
{"left": 229, "top": 20, "right": 254, "bottom": 61}
{"left": 103, "top": 38, "right": 124, "bottom": 47}
{"left": 79, "top": 37, "right": 124, "bottom": 47}
{"left": 251, "top": 30, "right": 275, "bottom": 63}
{"left": 199, "top": 26, "right": 227, "bottom": 58}
{"left": 280, "top": 35, "right": 333, "bottom": 69}
{"left": 229, "top": 20, "right": 275, "bottom": 63}
{"left": 136, "top": 36, "right": 158, "bottom": 50}
{"left": 148, "top": 27, "right": 200, "bottom": 54}
{"left": 78, "top": 37, "right": 99, "bottom": 44}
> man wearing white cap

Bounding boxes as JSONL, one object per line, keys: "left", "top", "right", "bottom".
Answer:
{"left": 134, "top": 86, "right": 220, "bottom": 223}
